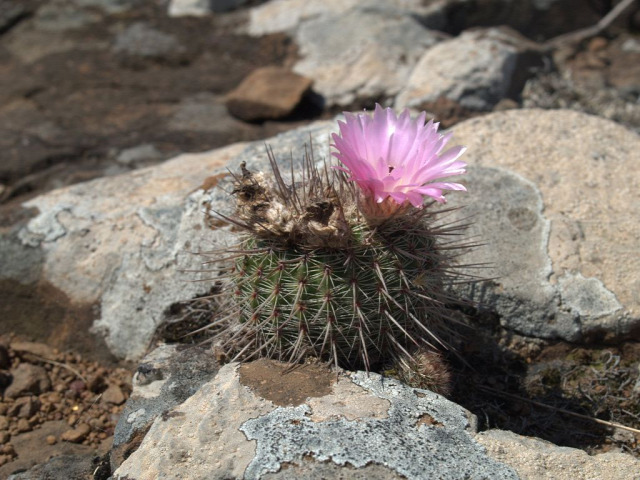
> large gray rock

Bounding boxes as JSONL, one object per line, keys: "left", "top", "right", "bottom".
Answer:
{"left": 247, "top": 0, "right": 447, "bottom": 36}
{"left": 7, "top": 142, "right": 245, "bottom": 360}
{"left": 292, "top": 8, "right": 445, "bottom": 106}
{"left": 448, "top": 109, "right": 640, "bottom": 342}
{"left": 3, "top": 109, "right": 637, "bottom": 364}
{"left": 113, "top": 357, "right": 518, "bottom": 479}
{"left": 112, "top": 350, "right": 640, "bottom": 479}
{"left": 396, "top": 27, "right": 544, "bottom": 112}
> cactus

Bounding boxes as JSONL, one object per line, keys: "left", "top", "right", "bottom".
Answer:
{"left": 206, "top": 105, "right": 471, "bottom": 371}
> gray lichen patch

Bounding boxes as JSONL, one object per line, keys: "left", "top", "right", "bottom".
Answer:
{"left": 240, "top": 372, "right": 518, "bottom": 480}
{"left": 558, "top": 272, "right": 622, "bottom": 318}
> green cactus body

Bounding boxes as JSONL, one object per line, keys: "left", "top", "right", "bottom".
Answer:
{"left": 228, "top": 202, "right": 452, "bottom": 369}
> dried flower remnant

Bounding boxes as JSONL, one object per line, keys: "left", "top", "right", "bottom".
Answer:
{"left": 332, "top": 104, "right": 466, "bottom": 219}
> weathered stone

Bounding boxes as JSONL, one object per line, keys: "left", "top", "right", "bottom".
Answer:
{"left": 447, "top": 109, "right": 640, "bottom": 342}
{"left": 110, "top": 344, "right": 219, "bottom": 471}
{"left": 292, "top": 8, "right": 445, "bottom": 106}
{"left": 226, "top": 67, "right": 313, "bottom": 121}
{"left": 14, "top": 141, "right": 246, "bottom": 360}
{"left": 247, "top": 0, "right": 447, "bottom": 36}
{"left": 477, "top": 429, "right": 640, "bottom": 480}
{"left": 10, "top": 341, "right": 56, "bottom": 362}
{"left": 396, "top": 27, "right": 544, "bottom": 112}
{"left": 7, "top": 396, "right": 40, "bottom": 419}
{"left": 113, "top": 360, "right": 517, "bottom": 479}
{"left": 4, "top": 364, "right": 51, "bottom": 399}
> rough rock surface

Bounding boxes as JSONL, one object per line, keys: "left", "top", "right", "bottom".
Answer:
{"left": 226, "top": 67, "right": 313, "bottom": 121}
{"left": 113, "top": 358, "right": 518, "bottom": 480}
{"left": 3, "top": 109, "right": 638, "bottom": 365}
{"left": 291, "top": 8, "right": 445, "bottom": 106}
{"left": 8, "top": 143, "right": 245, "bottom": 360}
{"left": 476, "top": 429, "right": 640, "bottom": 480}
{"left": 110, "top": 344, "right": 219, "bottom": 471}
{"left": 395, "top": 27, "right": 544, "bottom": 113}
{"left": 447, "top": 109, "right": 640, "bottom": 342}
{"left": 247, "top": 0, "right": 446, "bottom": 36}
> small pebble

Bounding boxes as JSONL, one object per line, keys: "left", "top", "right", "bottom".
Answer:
{"left": 61, "top": 423, "right": 91, "bottom": 443}
{"left": 46, "top": 435, "right": 57, "bottom": 445}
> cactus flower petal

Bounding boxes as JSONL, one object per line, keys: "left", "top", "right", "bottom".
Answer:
{"left": 332, "top": 104, "right": 467, "bottom": 207}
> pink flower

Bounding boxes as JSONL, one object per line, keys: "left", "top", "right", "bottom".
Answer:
{"left": 332, "top": 104, "right": 467, "bottom": 208}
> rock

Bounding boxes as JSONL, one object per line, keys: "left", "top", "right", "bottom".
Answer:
{"left": 4, "top": 364, "right": 51, "bottom": 399}
{"left": 167, "top": 92, "right": 246, "bottom": 133}
{"left": 292, "top": 8, "right": 445, "bottom": 106}
{"left": 113, "top": 359, "right": 518, "bottom": 479}
{"left": 247, "top": 0, "right": 447, "bottom": 36}
{"left": 395, "top": 27, "right": 544, "bottom": 113}
{"left": 10, "top": 341, "right": 56, "bottom": 362}
{"left": 0, "top": 417, "right": 8, "bottom": 431}
{"left": 113, "top": 22, "right": 184, "bottom": 60}
{"left": 4, "top": 107, "right": 638, "bottom": 366}
{"left": 10, "top": 140, "right": 246, "bottom": 360}
{"left": 32, "top": 2, "right": 102, "bottom": 32}
{"left": 447, "top": 109, "right": 640, "bottom": 342}
{"left": 116, "top": 144, "right": 163, "bottom": 167}
{"left": 6, "top": 453, "right": 99, "bottom": 480}
{"left": 168, "top": 0, "right": 248, "bottom": 16}
{"left": 0, "top": 1, "right": 29, "bottom": 35}
{"left": 101, "top": 383, "right": 126, "bottom": 406}
{"left": 110, "top": 344, "right": 219, "bottom": 471}
{"left": 476, "top": 429, "right": 640, "bottom": 479}
{"left": 7, "top": 397, "right": 40, "bottom": 419}
{"left": 16, "top": 418, "right": 31, "bottom": 433}
{"left": 0, "top": 420, "right": 99, "bottom": 477}
{"left": 225, "top": 67, "right": 313, "bottom": 121}
{"left": 60, "top": 423, "right": 91, "bottom": 443}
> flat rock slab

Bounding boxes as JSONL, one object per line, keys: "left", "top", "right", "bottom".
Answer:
{"left": 113, "top": 359, "right": 518, "bottom": 480}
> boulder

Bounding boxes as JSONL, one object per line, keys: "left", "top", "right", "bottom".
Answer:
{"left": 292, "top": 8, "right": 446, "bottom": 106}
{"left": 447, "top": 109, "right": 640, "bottom": 342}
{"left": 112, "top": 349, "right": 640, "bottom": 479}
{"left": 2, "top": 109, "right": 638, "bottom": 365}
{"left": 395, "top": 27, "right": 544, "bottom": 113}
{"left": 113, "top": 356, "right": 518, "bottom": 479}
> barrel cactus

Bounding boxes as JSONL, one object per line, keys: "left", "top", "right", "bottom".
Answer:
{"left": 208, "top": 105, "right": 469, "bottom": 371}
